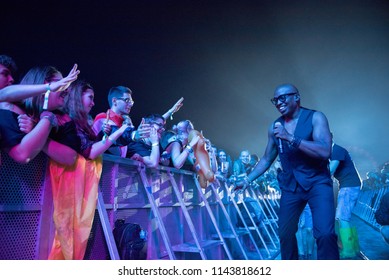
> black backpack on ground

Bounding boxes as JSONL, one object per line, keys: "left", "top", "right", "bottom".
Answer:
{"left": 113, "top": 219, "right": 147, "bottom": 260}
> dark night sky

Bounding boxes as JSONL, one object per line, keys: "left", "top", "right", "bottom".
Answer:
{"left": 2, "top": 0, "right": 389, "bottom": 178}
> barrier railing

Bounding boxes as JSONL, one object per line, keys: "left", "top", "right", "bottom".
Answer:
{"left": 0, "top": 151, "right": 280, "bottom": 260}
{"left": 353, "top": 185, "right": 389, "bottom": 230}
{"left": 0, "top": 152, "right": 51, "bottom": 260}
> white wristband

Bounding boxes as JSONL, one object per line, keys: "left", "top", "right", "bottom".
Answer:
{"left": 131, "top": 131, "right": 137, "bottom": 141}
{"left": 42, "top": 83, "right": 51, "bottom": 110}
{"left": 108, "top": 136, "right": 116, "bottom": 145}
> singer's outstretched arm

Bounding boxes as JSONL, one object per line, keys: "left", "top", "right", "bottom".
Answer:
{"left": 246, "top": 123, "right": 278, "bottom": 182}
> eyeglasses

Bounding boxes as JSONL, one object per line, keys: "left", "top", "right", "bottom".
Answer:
{"left": 117, "top": 97, "right": 134, "bottom": 105}
{"left": 270, "top": 93, "right": 297, "bottom": 105}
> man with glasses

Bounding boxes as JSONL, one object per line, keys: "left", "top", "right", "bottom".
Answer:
{"left": 238, "top": 83, "right": 339, "bottom": 260}
{"left": 93, "top": 85, "right": 150, "bottom": 157}
{"left": 93, "top": 86, "right": 184, "bottom": 158}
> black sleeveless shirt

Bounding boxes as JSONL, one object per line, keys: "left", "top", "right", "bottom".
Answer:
{"left": 274, "top": 107, "right": 332, "bottom": 192}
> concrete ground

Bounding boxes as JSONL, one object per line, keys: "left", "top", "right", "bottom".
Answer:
{"left": 351, "top": 215, "right": 389, "bottom": 260}
{"left": 274, "top": 214, "right": 389, "bottom": 260}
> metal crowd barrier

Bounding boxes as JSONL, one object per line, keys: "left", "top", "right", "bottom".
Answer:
{"left": 353, "top": 185, "right": 389, "bottom": 230}
{"left": 0, "top": 152, "right": 52, "bottom": 260}
{"left": 0, "top": 151, "right": 280, "bottom": 260}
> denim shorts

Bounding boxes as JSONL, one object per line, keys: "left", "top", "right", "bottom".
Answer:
{"left": 335, "top": 186, "right": 361, "bottom": 221}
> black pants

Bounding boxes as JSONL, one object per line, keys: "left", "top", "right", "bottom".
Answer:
{"left": 278, "top": 183, "right": 340, "bottom": 260}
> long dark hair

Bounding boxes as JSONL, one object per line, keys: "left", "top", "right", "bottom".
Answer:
{"left": 65, "top": 80, "right": 96, "bottom": 138}
{"left": 22, "top": 66, "right": 61, "bottom": 118}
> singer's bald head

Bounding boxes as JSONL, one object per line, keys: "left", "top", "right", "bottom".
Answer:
{"left": 274, "top": 83, "right": 299, "bottom": 95}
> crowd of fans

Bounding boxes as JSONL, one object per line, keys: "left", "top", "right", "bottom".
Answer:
{"left": 0, "top": 54, "right": 280, "bottom": 259}
{"left": 362, "top": 162, "right": 389, "bottom": 190}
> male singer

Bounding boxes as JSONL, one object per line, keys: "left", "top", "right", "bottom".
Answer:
{"left": 239, "top": 83, "right": 339, "bottom": 260}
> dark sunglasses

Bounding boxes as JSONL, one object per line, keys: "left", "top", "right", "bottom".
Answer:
{"left": 270, "top": 93, "right": 297, "bottom": 105}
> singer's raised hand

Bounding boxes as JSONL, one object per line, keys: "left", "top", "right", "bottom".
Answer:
{"left": 273, "top": 122, "right": 290, "bottom": 141}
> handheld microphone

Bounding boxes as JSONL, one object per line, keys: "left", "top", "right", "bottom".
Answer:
{"left": 274, "top": 122, "right": 283, "bottom": 154}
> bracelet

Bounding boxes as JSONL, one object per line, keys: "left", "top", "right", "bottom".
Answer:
{"left": 108, "top": 136, "right": 116, "bottom": 145}
{"left": 290, "top": 135, "right": 302, "bottom": 148}
{"left": 42, "top": 83, "right": 51, "bottom": 110}
{"left": 185, "top": 145, "right": 193, "bottom": 153}
{"left": 40, "top": 111, "right": 57, "bottom": 127}
{"left": 131, "top": 131, "right": 137, "bottom": 141}
{"left": 151, "top": 142, "right": 159, "bottom": 147}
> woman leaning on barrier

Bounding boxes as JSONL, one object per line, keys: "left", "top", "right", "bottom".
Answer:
{"left": 0, "top": 62, "right": 79, "bottom": 165}
{"left": 24, "top": 73, "right": 129, "bottom": 260}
